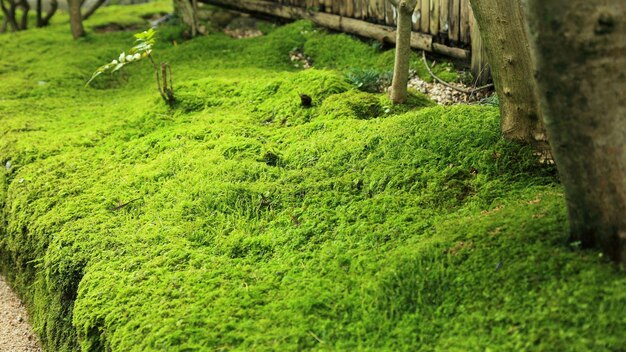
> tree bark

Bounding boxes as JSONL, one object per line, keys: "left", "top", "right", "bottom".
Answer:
{"left": 0, "top": 0, "right": 10, "bottom": 32}
{"left": 389, "top": 0, "right": 417, "bottom": 104}
{"left": 470, "top": 0, "right": 547, "bottom": 148}
{"left": 191, "top": 0, "right": 199, "bottom": 37}
{"left": 525, "top": 0, "right": 626, "bottom": 263}
{"left": 0, "top": 0, "right": 19, "bottom": 32}
{"left": 41, "top": 0, "right": 58, "bottom": 27}
{"left": 174, "top": 0, "right": 196, "bottom": 35}
{"left": 67, "top": 0, "right": 84, "bottom": 38}
{"left": 35, "top": 0, "right": 42, "bottom": 27}
{"left": 82, "top": 0, "right": 106, "bottom": 20}
{"left": 17, "top": 0, "right": 28, "bottom": 30}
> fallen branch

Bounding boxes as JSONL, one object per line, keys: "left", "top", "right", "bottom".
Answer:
{"left": 422, "top": 51, "right": 493, "bottom": 94}
{"left": 110, "top": 198, "right": 141, "bottom": 212}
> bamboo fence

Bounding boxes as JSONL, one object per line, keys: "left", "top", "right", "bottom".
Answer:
{"left": 194, "top": 0, "right": 489, "bottom": 80}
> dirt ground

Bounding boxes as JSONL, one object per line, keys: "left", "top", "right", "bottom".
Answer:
{"left": 0, "top": 276, "right": 42, "bottom": 352}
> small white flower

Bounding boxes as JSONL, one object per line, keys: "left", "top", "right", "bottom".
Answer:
{"left": 126, "top": 54, "right": 134, "bottom": 62}
{"left": 111, "top": 59, "right": 118, "bottom": 65}
{"left": 132, "top": 53, "right": 141, "bottom": 61}
{"left": 119, "top": 52, "right": 126, "bottom": 62}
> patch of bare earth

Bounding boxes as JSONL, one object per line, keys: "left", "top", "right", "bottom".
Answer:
{"left": 0, "top": 276, "right": 41, "bottom": 352}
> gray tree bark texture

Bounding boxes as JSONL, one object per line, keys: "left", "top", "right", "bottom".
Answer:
{"left": 525, "top": 0, "right": 626, "bottom": 263}
{"left": 68, "top": 0, "right": 84, "bottom": 38}
{"left": 389, "top": 0, "right": 417, "bottom": 104}
{"left": 470, "top": 0, "right": 547, "bottom": 148}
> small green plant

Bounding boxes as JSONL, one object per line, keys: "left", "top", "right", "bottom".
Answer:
{"left": 480, "top": 93, "right": 500, "bottom": 107}
{"left": 87, "top": 28, "right": 175, "bottom": 104}
{"left": 344, "top": 68, "right": 392, "bottom": 93}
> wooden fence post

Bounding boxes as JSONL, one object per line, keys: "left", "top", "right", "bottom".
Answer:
{"left": 469, "top": 5, "right": 490, "bottom": 85}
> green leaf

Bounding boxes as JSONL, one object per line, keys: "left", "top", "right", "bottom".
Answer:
{"left": 86, "top": 28, "right": 157, "bottom": 86}
{"left": 111, "top": 63, "right": 126, "bottom": 72}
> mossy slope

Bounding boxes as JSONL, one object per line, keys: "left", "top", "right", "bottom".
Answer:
{"left": 0, "top": 3, "right": 625, "bottom": 351}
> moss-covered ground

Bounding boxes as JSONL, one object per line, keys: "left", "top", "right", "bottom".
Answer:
{"left": 1, "top": 2, "right": 625, "bottom": 351}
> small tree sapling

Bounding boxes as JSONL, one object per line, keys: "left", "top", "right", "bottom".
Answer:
{"left": 389, "top": 0, "right": 418, "bottom": 104}
{"left": 87, "top": 28, "right": 175, "bottom": 105}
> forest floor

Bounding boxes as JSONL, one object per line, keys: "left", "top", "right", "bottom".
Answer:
{"left": 0, "top": 1, "right": 625, "bottom": 351}
{"left": 0, "top": 275, "right": 41, "bottom": 352}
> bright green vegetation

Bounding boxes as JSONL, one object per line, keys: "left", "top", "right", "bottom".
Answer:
{"left": 1, "top": 3, "right": 625, "bottom": 352}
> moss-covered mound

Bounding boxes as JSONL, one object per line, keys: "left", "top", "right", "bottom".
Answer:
{"left": 0, "top": 2, "right": 624, "bottom": 351}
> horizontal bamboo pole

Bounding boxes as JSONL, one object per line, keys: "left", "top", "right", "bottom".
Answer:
{"left": 432, "top": 43, "right": 469, "bottom": 60}
{"left": 200, "top": 0, "right": 468, "bottom": 59}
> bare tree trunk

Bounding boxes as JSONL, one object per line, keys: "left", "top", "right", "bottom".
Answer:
{"left": 389, "top": 0, "right": 417, "bottom": 104}
{"left": 82, "top": 0, "right": 105, "bottom": 20}
{"left": 67, "top": 0, "right": 84, "bottom": 38}
{"left": 0, "top": 0, "right": 9, "bottom": 32}
{"left": 17, "top": 0, "right": 28, "bottom": 30}
{"left": 191, "top": 0, "right": 199, "bottom": 37}
{"left": 470, "top": 0, "right": 547, "bottom": 148}
{"left": 0, "top": 0, "right": 19, "bottom": 32}
{"left": 174, "top": 0, "right": 198, "bottom": 36}
{"left": 525, "top": 0, "right": 626, "bottom": 263}
{"left": 35, "top": 0, "right": 42, "bottom": 27}
{"left": 41, "top": 0, "right": 58, "bottom": 26}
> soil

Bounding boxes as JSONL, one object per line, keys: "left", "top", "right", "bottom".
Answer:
{"left": 0, "top": 276, "right": 42, "bottom": 352}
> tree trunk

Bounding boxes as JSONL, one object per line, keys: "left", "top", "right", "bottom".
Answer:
{"left": 82, "top": 0, "right": 106, "bottom": 20}
{"left": 191, "top": 0, "right": 199, "bottom": 37}
{"left": 17, "top": 0, "right": 28, "bottom": 30}
{"left": 0, "top": 1, "right": 10, "bottom": 32}
{"left": 470, "top": 11, "right": 491, "bottom": 86}
{"left": 389, "top": 0, "right": 417, "bottom": 104}
{"left": 174, "top": 0, "right": 194, "bottom": 33}
{"left": 67, "top": 0, "right": 84, "bottom": 38}
{"left": 525, "top": 0, "right": 626, "bottom": 263}
{"left": 35, "top": 0, "right": 42, "bottom": 27}
{"left": 0, "top": 0, "right": 19, "bottom": 32}
{"left": 470, "top": 0, "right": 547, "bottom": 148}
{"left": 41, "top": 0, "right": 58, "bottom": 27}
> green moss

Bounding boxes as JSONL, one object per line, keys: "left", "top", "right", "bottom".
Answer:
{"left": 319, "top": 90, "right": 383, "bottom": 120}
{"left": 250, "top": 69, "right": 353, "bottom": 125}
{"left": 303, "top": 31, "right": 380, "bottom": 70}
{"left": 375, "top": 49, "right": 459, "bottom": 83}
{"left": 0, "top": 3, "right": 625, "bottom": 352}
{"left": 380, "top": 89, "right": 436, "bottom": 115}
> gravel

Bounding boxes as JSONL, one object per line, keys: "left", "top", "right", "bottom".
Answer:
{"left": 0, "top": 276, "right": 42, "bottom": 352}
{"left": 408, "top": 75, "right": 492, "bottom": 105}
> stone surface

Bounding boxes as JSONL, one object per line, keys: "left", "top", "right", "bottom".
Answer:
{"left": 0, "top": 276, "right": 42, "bottom": 352}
